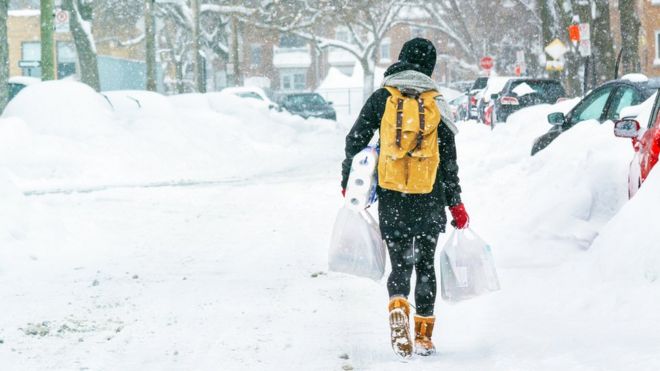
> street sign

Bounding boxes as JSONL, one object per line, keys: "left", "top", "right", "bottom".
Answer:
{"left": 568, "top": 24, "right": 580, "bottom": 46}
{"left": 480, "top": 56, "right": 494, "bottom": 70}
{"left": 516, "top": 50, "right": 525, "bottom": 64}
{"left": 579, "top": 39, "right": 592, "bottom": 57}
{"left": 544, "top": 39, "right": 568, "bottom": 60}
{"left": 18, "top": 60, "right": 41, "bottom": 68}
{"left": 55, "top": 9, "right": 69, "bottom": 33}
{"left": 579, "top": 23, "right": 590, "bottom": 41}
{"left": 545, "top": 60, "right": 564, "bottom": 72}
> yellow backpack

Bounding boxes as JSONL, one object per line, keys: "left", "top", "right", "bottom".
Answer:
{"left": 378, "top": 86, "right": 442, "bottom": 194}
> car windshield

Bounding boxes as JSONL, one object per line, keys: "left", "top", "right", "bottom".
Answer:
{"left": 286, "top": 94, "right": 326, "bottom": 107}
{"left": 509, "top": 80, "right": 565, "bottom": 98}
{"left": 236, "top": 92, "right": 263, "bottom": 100}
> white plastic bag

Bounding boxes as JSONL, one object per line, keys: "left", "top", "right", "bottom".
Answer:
{"left": 328, "top": 207, "right": 386, "bottom": 281}
{"left": 440, "top": 228, "right": 500, "bottom": 302}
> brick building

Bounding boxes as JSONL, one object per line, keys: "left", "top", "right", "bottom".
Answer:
{"left": 610, "top": 0, "right": 660, "bottom": 77}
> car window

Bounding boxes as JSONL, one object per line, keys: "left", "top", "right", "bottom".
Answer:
{"left": 570, "top": 86, "right": 615, "bottom": 125}
{"left": 607, "top": 86, "right": 639, "bottom": 120}
{"left": 237, "top": 92, "right": 263, "bottom": 100}
{"left": 286, "top": 94, "right": 326, "bottom": 106}
{"left": 650, "top": 92, "right": 660, "bottom": 129}
{"left": 471, "top": 78, "right": 488, "bottom": 90}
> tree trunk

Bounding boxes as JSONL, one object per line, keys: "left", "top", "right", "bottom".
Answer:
{"left": 0, "top": 1, "right": 9, "bottom": 112}
{"left": 361, "top": 60, "right": 374, "bottom": 103}
{"left": 175, "top": 60, "right": 184, "bottom": 94}
{"left": 618, "top": 0, "right": 641, "bottom": 74}
{"left": 63, "top": 0, "right": 100, "bottom": 91}
{"left": 145, "top": 0, "right": 157, "bottom": 91}
{"left": 231, "top": 15, "right": 241, "bottom": 87}
{"left": 538, "top": 0, "right": 559, "bottom": 80}
{"left": 40, "top": 0, "right": 56, "bottom": 81}
{"left": 191, "top": 0, "right": 205, "bottom": 92}
{"left": 591, "top": 0, "right": 616, "bottom": 83}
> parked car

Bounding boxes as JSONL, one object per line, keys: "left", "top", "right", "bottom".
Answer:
{"left": 279, "top": 93, "right": 337, "bottom": 120}
{"left": 8, "top": 76, "right": 40, "bottom": 102}
{"left": 531, "top": 75, "right": 660, "bottom": 155}
{"left": 490, "top": 78, "right": 566, "bottom": 124}
{"left": 221, "top": 86, "right": 279, "bottom": 110}
{"left": 448, "top": 80, "right": 474, "bottom": 93}
{"left": 613, "top": 89, "right": 660, "bottom": 197}
{"left": 467, "top": 77, "right": 488, "bottom": 120}
{"left": 448, "top": 93, "right": 469, "bottom": 121}
{"left": 477, "top": 76, "right": 516, "bottom": 126}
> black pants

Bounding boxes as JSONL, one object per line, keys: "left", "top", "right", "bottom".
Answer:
{"left": 386, "top": 234, "right": 439, "bottom": 316}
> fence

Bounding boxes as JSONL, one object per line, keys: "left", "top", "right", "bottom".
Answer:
{"left": 316, "top": 87, "right": 364, "bottom": 122}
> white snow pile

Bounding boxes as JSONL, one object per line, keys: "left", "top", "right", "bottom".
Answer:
{"left": 0, "top": 81, "right": 343, "bottom": 192}
{"left": 457, "top": 106, "right": 632, "bottom": 266}
{"left": 0, "top": 169, "right": 29, "bottom": 243}
{"left": 588, "top": 167, "right": 660, "bottom": 283}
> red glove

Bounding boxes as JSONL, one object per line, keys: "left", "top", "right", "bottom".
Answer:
{"left": 341, "top": 189, "right": 346, "bottom": 197}
{"left": 449, "top": 204, "right": 469, "bottom": 229}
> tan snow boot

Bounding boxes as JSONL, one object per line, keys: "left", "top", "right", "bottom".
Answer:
{"left": 388, "top": 297, "right": 413, "bottom": 359}
{"left": 414, "top": 315, "right": 436, "bottom": 356}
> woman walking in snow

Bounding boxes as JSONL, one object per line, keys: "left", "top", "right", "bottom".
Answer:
{"left": 341, "top": 38, "right": 469, "bottom": 359}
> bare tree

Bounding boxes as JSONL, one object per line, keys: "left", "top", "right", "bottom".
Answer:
{"left": 63, "top": 0, "right": 101, "bottom": 91}
{"left": 0, "top": 1, "right": 9, "bottom": 112}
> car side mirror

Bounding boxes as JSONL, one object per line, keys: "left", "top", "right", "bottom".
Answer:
{"left": 613, "top": 118, "right": 640, "bottom": 138}
{"left": 327, "top": 101, "right": 333, "bottom": 105}
{"left": 547, "top": 112, "right": 565, "bottom": 126}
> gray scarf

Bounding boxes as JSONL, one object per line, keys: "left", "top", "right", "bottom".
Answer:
{"left": 382, "top": 70, "right": 458, "bottom": 134}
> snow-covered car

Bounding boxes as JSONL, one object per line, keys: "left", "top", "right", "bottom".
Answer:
{"left": 278, "top": 93, "right": 337, "bottom": 121}
{"left": 220, "top": 86, "right": 279, "bottom": 111}
{"left": 613, "top": 89, "right": 660, "bottom": 198}
{"left": 531, "top": 75, "right": 660, "bottom": 155}
{"left": 490, "top": 78, "right": 566, "bottom": 124}
{"left": 467, "top": 77, "right": 488, "bottom": 120}
{"left": 7, "top": 76, "right": 40, "bottom": 103}
{"left": 448, "top": 94, "right": 468, "bottom": 121}
{"left": 478, "top": 76, "right": 516, "bottom": 126}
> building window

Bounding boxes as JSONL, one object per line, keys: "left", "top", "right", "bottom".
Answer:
{"left": 411, "top": 26, "right": 425, "bottom": 38}
{"left": 279, "top": 34, "right": 306, "bottom": 48}
{"left": 57, "top": 42, "right": 77, "bottom": 79}
{"left": 652, "top": 0, "right": 660, "bottom": 5}
{"left": 21, "top": 42, "right": 41, "bottom": 77}
{"left": 280, "top": 69, "right": 306, "bottom": 91}
{"left": 336, "top": 27, "right": 352, "bottom": 44}
{"left": 250, "top": 44, "right": 262, "bottom": 67}
{"left": 380, "top": 37, "right": 391, "bottom": 62}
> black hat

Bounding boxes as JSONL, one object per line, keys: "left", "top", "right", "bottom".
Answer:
{"left": 398, "top": 38, "right": 437, "bottom": 77}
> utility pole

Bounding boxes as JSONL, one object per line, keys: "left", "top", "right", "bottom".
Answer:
{"left": 191, "top": 0, "right": 205, "bottom": 92}
{"left": 145, "top": 0, "right": 157, "bottom": 91}
{"left": 40, "top": 0, "right": 56, "bottom": 80}
{"left": 231, "top": 15, "right": 241, "bottom": 87}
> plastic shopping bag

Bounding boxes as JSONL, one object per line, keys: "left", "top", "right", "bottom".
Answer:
{"left": 328, "top": 206, "right": 386, "bottom": 281}
{"left": 440, "top": 228, "right": 500, "bottom": 302}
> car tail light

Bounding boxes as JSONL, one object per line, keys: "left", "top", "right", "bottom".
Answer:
{"left": 500, "top": 96, "right": 519, "bottom": 105}
{"left": 470, "top": 96, "right": 477, "bottom": 106}
{"left": 556, "top": 97, "right": 568, "bottom": 103}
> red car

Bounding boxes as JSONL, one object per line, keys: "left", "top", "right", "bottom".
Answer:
{"left": 614, "top": 89, "right": 660, "bottom": 197}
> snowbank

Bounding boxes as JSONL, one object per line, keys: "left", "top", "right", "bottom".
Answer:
{"left": 457, "top": 112, "right": 632, "bottom": 266}
{"left": 0, "top": 81, "right": 344, "bottom": 192}
{"left": 588, "top": 167, "right": 660, "bottom": 283}
{"left": 0, "top": 169, "right": 29, "bottom": 243}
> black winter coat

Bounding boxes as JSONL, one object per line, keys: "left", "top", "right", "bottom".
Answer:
{"left": 341, "top": 87, "right": 462, "bottom": 240}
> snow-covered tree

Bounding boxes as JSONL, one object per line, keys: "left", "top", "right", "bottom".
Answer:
{"left": 254, "top": 0, "right": 403, "bottom": 101}
{"left": 63, "top": 0, "right": 101, "bottom": 91}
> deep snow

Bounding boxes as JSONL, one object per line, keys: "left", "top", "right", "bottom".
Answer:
{"left": 1, "top": 81, "right": 659, "bottom": 370}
